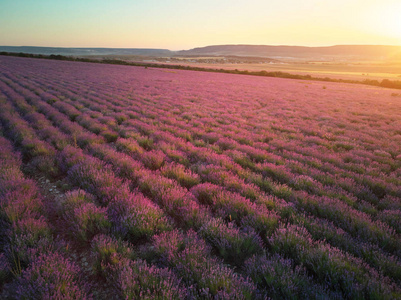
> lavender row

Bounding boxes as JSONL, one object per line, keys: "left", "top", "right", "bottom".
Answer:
{"left": 4, "top": 75, "right": 280, "bottom": 253}
{"left": 6, "top": 68, "right": 396, "bottom": 221}
{"left": 0, "top": 71, "right": 390, "bottom": 256}
{"left": 0, "top": 130, "right": 92, "bottom": 298}
{"left": 6, "top": 86, "right": 268, "bottom": 294}
{"left": 0, "top": 78, "right": 220, "bottom": 297}
{"left": 1, "top": 56, "right": 401, "bottom": 296}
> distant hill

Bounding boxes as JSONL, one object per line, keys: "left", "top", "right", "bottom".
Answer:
{"left": 0, "top": 46, "right": 173, "bottom": 57}
{"left": 2, "top": 45, "right": 401, "bottom": 62}
{"left": 177, "top": 45, "right": 401, "bottom": 61}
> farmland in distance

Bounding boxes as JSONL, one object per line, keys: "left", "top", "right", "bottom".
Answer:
{"left": 0, "top": 55, "right": 401, "bottom": 299}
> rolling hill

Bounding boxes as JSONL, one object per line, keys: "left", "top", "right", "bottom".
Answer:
{"left": 178, "top": 44, "right": 401, "bottom": 61}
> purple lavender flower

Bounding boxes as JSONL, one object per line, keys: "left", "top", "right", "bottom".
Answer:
{"left": 16, "top": 252, "right": 91, "bottom": 299}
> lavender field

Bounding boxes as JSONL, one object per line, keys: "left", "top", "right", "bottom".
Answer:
{"left": 0, "top": 55, "right": 401, "bottom": 299}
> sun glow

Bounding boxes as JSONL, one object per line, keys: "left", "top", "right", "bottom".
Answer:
{"left": 383, "top": 8, "right": 401, "bottom": 39}
{"left": 369, "top": 4, "right": 401, "bottom": 42}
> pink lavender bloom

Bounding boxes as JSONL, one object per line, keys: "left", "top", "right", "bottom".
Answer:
{"left": 152, "top": 230, "right": 257, "bottom": 299}
{"left": 269, "top": 224, "right": 400, "bottom": 298}
{"left": 207, "top": 189, "right": 279, "bottom": 236}
{"left": 0, "top": 141, "right": 24, "bottom": 183}
{"left": 216, "top": 137, "right": 239, "bottom": 151}
{"left": 9, "top": 217, "right": 52, "bottom": 245}
{"left": 66, "top": 156, "right": 130, "bottom": 204}
{"left": 379, "top": 195, "right": 401, "bottom": 211}
{"left": 57, "top": 145, "right": 86, "bottom": 173}
{"left": 290, "top": 175, "right": 320, "bottom": 193}
{"left": 243, "top": 254, "right": 334, "bottom": 299}
{"left": 65, "top": 202, "right": 111, "bottom": 242}
{"left": 158, "top": 142, "right": 189, "bottom": 166}
{"left": 107, "top": 192, "right": 172, "bottom": 241}
{"left": 2, "top": 55, "right": 401, "bottom": 298}
{"left": 161, "top": 162, "right": 200, "bottom": 188}
{"left": 100, "top": 130, "right": 119, "bottom": 143}
{"left": 98, "top": 115, "right": 118, "bottom": 127}
{"left": 76, "top": 114, "right": 108, "bottom": 134}
{"left": 199, "top": 218, "right": 263, "bottom": 266}
{"left": 88, "top": 143, "right": 144, "bottom": 184}
{"left": 141, "top": 150, "right": 166, "bottom": 170}
{"left": 53, "top": 101, "right": 81, "bottom": 121}
{"left": 139, "top": 172, "right": 210, "bottom": 229}
{"left": 377, "top": 209, "right": 401, "bottom": 234}
{"left": 5, "top": 217, "right": 53, "bottom": 268}
{"left": 111, "top": 112, "right": 128, "bottom": 125}
{"left": 190, "top": 182, "right": 224, "bottom": 206}
{"left": 16, "top": 252, "right": 91, "bottom": 299}
{"left": 75, "top": 131, "right": 105, "bottom": 148}
{"left": 115, "top": 137, "right": 144, "bottom": 156}
{"left": 90, "top": 234, "right": 135, "bottom": 275}
{"left": 110, "top": 259, "right": 187, "bottom": 300}
{"left": 258, "top": 162, "right": 293, "bottom": 184}
{"left": 0, "top": 184, "right": 43, "bottom": 223}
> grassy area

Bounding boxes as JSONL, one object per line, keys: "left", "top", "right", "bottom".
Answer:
{"left": 2, "top": 51, "right": 401, "bottom": 90}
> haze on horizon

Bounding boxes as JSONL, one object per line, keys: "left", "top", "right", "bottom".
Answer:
{"left": 1, "top": 0, "right": 401, "bottom": 50}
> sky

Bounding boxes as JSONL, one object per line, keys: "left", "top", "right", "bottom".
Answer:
{"left": 1, "top": 0, "right": 401, "bottom": 50}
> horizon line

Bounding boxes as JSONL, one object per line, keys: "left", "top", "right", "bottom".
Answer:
{"left": 1, "top": 44, "right": 401, "bottom": 52}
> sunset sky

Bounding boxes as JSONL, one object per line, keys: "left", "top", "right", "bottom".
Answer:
{"left": 1, "top": 0, "right": 400, "bottom": 50}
